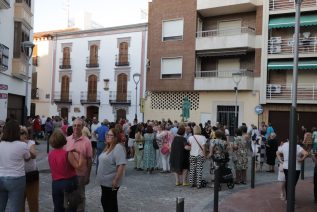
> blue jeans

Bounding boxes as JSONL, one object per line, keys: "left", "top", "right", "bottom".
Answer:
{"left": 0, "top": 176, "right": 26, "bottom": 212}
{"left": 52, "top": 176, "right": 78, "bottom": 212}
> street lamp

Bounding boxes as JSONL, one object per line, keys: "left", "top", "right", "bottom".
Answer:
{"left": 288, "top": 1, "right": 301, "bottom": 211}
{"left": 21, "top": 41, "right": 35, "bottom": 125}
{"left": 133, "top": 73, "right": 141, "bottom": 120}
{"left": 232, "top": 72, "right": 242, "bottom": 130}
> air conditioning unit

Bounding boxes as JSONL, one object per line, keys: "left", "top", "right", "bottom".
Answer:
{"left": 268, "top": 84, "right": 282, "bottom": 94}
{"left": 271, "top": 37, "right": 282, "bottom": 44}
{"left": 269, "top": 45, "right": 281, "bottom": 54}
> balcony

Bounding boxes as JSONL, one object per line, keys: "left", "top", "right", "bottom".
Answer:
{"left": 109, "top": 91, "right": 131, "bottom": 105}
{"left": 86, "top": 56, "right": 99, "bottom": 68}
{"left": 196, "top": 27, "right": 256, "bottom": 51}
{"left": 14, "top": 1, "right": 33, "bottom": 29}
{"left": 59, "top": 58, "right": 71, "bottom": 69}
{"left": 266, "top": 83, "right": 317, "bottom": 104}
{"left": 115, "top": 54, "right": 130, "bottom": 66}
{"left": 53, "top": 91, "right": 72, "bottom": 104}
{"left": 194, "top": 69, "right": 254, "bottom": 91}
{"left": 0, "top": 0, "right": 10, "bottom": 9}
{"left": 0, "top": 43, "right": 9, "bottom": 71}
{"left": 270, "top": 0, "right": 317, "bottom": 13}
{"left": 12, "top": 57, "right": 29, "bottom": 80}
{"left": 31, "top": 88, "right": 39, "bottom": 100}
{"left": 80, "top": 91, "right": 100, "bottom": 104}
{"left": 197, "top": 0, "right": 258, "bottom": 17}
{"left": 268, "top": 36, "right": 317, "bottom": 57}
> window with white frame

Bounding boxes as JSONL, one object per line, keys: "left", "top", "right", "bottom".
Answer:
{"left": 162, "top": 19, "right": 184, "bottom": 41}
{"left": 161, "top": 57, "right": 182, "bottom": 79}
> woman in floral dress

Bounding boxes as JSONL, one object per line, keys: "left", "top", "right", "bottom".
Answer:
{"left": 143, "top": 125, "right": 156, "bottom": 174}
{"left": 233, "top": 128, "right": 248, "bottom": 184}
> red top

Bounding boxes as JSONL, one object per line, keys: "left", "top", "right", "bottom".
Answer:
{"left": 33, "top": 118, "right": 41, "bottom": 132}
{"left": 48, "top": 149, "right": 77, "bottom": 181}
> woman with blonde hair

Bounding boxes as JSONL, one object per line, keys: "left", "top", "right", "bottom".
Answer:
{"left": 20, "top": 126, "right": 39, "bottom": 212}
{"left": 187, "top": 125, "right": 207, "bottom": 188}
{"left": 97, "top": 127, "right": 127, "bottom": 212}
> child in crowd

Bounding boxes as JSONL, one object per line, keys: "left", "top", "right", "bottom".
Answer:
{"left": 277, "top": 139, "right": 286, "bottom": 201}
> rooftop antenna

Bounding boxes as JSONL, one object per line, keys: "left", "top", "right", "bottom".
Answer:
{"left": 63, "top": 0, "right": 71, "bottom": 28}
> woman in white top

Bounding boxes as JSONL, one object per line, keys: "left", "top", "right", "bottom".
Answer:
{"left": 20, "top": 126, "right": 38, "bottom": 212}
{"left": 276, "top": 139, "right": 308, "bottom": 200}
{"left": 0, "top": 120, "right": 31, "bottom": 212}
{"left": 187, "top": 125, "right": 207, "bottom": 189}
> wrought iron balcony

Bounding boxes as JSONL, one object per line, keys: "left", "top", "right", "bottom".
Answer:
{"left": 266, "top": 83, "right": 317, "bottom": 103}
{"left": 86, "top": 56, "right": 99, "bottom": 68}
{"left": 268, "top": 37, "right": 317, "bottom": 55}
{"left": 80, "top": 91, "right": 100, "bottom": 104}
{"left": 0, "top": 43, "right": 9, "bottom": 71}
{"left": 53, "top": 91, "right": 72, "bottom": 104}
{"left": 109, "top": 91, "right": 131, "bottom": 105}
{"left": 270, "top": 0, "right": 317, "bottom": 11}
{"left": 115, "top": 54, "right": 130, "bottom": 66}
{"left": 59, "top": 58, "right": 71, "bottom": 69}
{"left": 31, "top": 88, "right": 39, "bottom": 99}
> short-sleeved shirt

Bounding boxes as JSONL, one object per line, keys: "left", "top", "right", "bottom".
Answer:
{"left": 0, "top": 140, "right": 30, "bottom": 177}
{"left": 279, "top": 142, "right": 304, "bottom": 170}
{"left": 95, "top": 125, "right": 109, "bottom": 142}
{"left": 25, "top": 140, "right": 37, "bottom": 172}
{"left": 64, "top": 135, "right": 93, "bottom": 176}
{"left": 97, "top": 144, "right": 127, "bottom": 187}
{"left": 188, "top": 135, "right": 207, "bottom": 157}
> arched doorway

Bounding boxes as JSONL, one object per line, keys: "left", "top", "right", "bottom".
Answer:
{"left": 116, "top": 109, "right": 126, "bottom": 122}
{"left": 61, "top": 108, "right": 68, "bottom": 120}
{"left": 87, "top": 106, "right": 99, "bottom": 120}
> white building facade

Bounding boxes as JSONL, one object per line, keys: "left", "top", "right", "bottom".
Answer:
{"left": 33, "top": 23, "right": 148, "bottom": 122}
{"left": 0, "top": 0, "right": 34, "bottom": 124}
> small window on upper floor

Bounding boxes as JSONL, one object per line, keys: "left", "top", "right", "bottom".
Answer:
{"left": 162, "top": 19, "right": 184, "bottom": 41}
{"left": 161, "top": 57, "right": 182, "bottom": 79}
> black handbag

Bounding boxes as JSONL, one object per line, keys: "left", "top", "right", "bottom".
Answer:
{"left": 64, "top": 188, "right": 83, "bottom": 209}
{"left": 153, "top": 133, "right": 159, "bottom": 150}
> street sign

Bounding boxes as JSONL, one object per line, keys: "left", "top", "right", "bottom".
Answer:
{"left": 0, "top": 93, "right": 8, "bottom": 99}
{"left": 255, "top": 105, "right": 264, "bottom": 115}
{"left": 0, "top": 84, "right": 8, "bottom": 90}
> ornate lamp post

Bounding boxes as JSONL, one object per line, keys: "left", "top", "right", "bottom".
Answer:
{"left": 232, "top": 72, "right": 242, "bottom": 129}
{"left": 21, "top": 41, "right": 35, "bottom": 125}
{"left": 133, "top": 73, "right": 141, "bottom": 120}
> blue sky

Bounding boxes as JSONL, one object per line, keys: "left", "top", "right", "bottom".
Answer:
{"left": 34, "top": 0, "right": 149, "bottom": 32}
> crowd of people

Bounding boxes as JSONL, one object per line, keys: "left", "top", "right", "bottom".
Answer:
{"left": 1, "top": 115, "right": 317, "bottom": 211}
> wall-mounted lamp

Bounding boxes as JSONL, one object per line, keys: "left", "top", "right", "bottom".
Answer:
{"left": 103, "top": 79, "right": 109, "bottom": 91}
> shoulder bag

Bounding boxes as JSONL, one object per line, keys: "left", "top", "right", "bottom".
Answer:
{"left": 193, "top": 135, "right": 206, "bottom": 157}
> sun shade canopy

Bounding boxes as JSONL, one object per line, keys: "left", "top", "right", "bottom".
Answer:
{"left": 268, "top": 60, "right": 317, "bottom": 70}
{"left": 269, "top": 14, "right": 317, "bottom": 29}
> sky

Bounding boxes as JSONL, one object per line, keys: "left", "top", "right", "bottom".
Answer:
{"left": 34, "top": 0, "right": 150, "bottom": 32}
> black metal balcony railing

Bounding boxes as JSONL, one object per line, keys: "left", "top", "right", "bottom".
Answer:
{"left": 59, "top": 58, "right": 71, "bottom": 69}
{"left": 86, "top": 56, "right": 99, "bottom": 68}
{"left": 32, "top": 56, "right": 38, "bottom": 66}
{"left": 53, "top": 91, "right": 72, "bottom": 103}
{"left": 31, "top": 88, "right": 39, "bottom": 99}
{"left": 0, "top": 43, "right": 9, "bottom": 71}
{"left": 109, "top": 91, "right": 131, "bottom": 105}
{"left": 80, "top": 91, "right": 100, "bottom": 104}
{"left": 115, "top": 54, "right": 130, "bottom": 66}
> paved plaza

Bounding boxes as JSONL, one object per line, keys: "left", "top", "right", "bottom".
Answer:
{"left": 22, "top": 141, "right": 316, "bottom": 212}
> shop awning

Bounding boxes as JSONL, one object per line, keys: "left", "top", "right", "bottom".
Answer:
{"left": 268, "top": 60, "right": 317, "bottom": 70}
{"left": 269, "top": 14, "right": 317, "bottom": 29}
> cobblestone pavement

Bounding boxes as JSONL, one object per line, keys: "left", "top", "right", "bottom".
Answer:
{"left": 21, "top": 140, "right": 315, "bottom": 212}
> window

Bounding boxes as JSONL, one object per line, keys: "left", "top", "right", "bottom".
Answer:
{"left": 162, "top": 19, "right": 184, "bottom": 41}
{"left": 217, "top": 105, "right": 237, "bottom": 136}
{"left": 16, "top": 0, "right": 31, "bottom": 8}
{"left": 0, "top": 44, "right": 9, "bottom": 71}
{"left": 161, "top": 57, "right": 182, "bottom": 79}
{"left": 13, "top": 21, "right": 30, "bottom": 58}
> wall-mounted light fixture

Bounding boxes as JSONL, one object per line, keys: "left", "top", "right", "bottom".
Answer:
{"left": 103, "top": 79, "right": 109, "bottom": 91}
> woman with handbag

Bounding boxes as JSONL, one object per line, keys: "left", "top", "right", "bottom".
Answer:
{"left": 0, "top": 120, "right": 31, "bottom": 212}
{"left": 188, "top": 126, "right": 207, "bottom": 189}
{"left": 48, "top": 130, "right": 84, "bottom": 212}
{"left": 160, "top": 125, "right": 174, "bottom": 173}
{"left": 20, "top": 126, "right": 39, "bottom": 212}
{"left": 97, "top": 127, "right": 127, "bottom": 212}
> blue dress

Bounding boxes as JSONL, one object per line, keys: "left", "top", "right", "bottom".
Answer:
{"left": 143, "top": 133, "right": 156, "bottom": 169}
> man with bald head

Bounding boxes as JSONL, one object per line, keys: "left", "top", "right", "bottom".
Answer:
{"left": 64, "top": 118, "right": 92, "bottom": 211}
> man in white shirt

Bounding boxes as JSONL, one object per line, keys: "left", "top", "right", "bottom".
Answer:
{"left": 90, "top": 117, "right": 100, "bottom": 163}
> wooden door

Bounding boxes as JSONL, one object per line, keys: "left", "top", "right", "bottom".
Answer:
{"left": 116, "top": 109, "right": 126, "bottom": 122}
{"left": 61, "top": 75, "right": 69, "bottom": 101}
{"left": 117, "top": 74, "right": 127, "bottom": 101}
{"left": 63, "top": 47, "right": 70, "bottom": 66}
{"left": 119, "top": 42, "right": 128, "bottom": 65}
{"left": 89, "top": 45, "right": 98, "bottom": 66}
{"left": 88, "top": 75, "right": 97, "bottom": 101}
{"left": 87, "top": 106, "right": 99, "bottom": 120}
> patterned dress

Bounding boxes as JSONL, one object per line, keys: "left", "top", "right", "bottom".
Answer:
{"left": 234, "top": 136, "right": 248, "bottom": 170}
{"left": 143, "top": 133, "right": 156, "bottom": 169}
